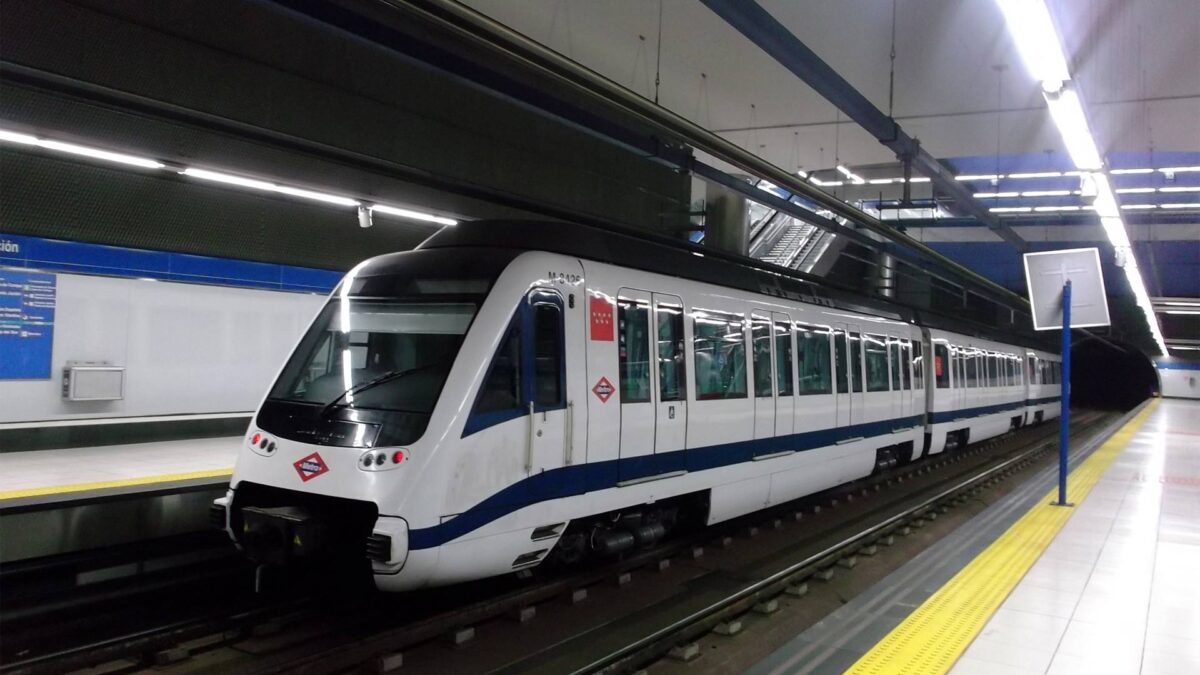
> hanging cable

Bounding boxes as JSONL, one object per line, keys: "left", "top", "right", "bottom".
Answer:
{"left": 654, "top": 0, "right": 664, "bottom": 105}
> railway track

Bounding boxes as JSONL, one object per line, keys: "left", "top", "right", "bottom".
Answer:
{"left": 0, "top": 410, "right": 1115, "bottom": 675}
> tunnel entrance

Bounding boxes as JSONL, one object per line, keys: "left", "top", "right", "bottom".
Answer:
{"left": 1070, "top": 336, "right": 1158, "bottom": 411}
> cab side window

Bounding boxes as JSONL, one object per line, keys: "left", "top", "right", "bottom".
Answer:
{"left": 532, "top": 302, "right": 563, "bottom": 408}
{"left": 470, "top": 319, "right": 522, "bottom": 423}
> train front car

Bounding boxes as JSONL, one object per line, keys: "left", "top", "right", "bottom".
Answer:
{"left": 214, "top": 244, "right": 543, "bottom": 590}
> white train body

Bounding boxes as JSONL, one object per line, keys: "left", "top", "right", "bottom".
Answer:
{"left": 217, "top": 222, "right": 1061, "bottom": 591}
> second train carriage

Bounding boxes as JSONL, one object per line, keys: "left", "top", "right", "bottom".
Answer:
{"left": 216, "top": 220, "right": 1061, "bottom": 591}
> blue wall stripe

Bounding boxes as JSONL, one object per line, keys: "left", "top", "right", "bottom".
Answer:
{"left": 1156, "top": 361, "right": 1200, "bottom": 371}
{"left": 407, "top": 399, "right": 1053, "bottom": 550}
{"left": 0, "top": 233, "right": 342, "bottom": 293}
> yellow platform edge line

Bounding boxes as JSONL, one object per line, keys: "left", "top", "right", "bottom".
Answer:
{"left": 0, "top": 468, "right": 233, "bottom": 501}
{"left": 845, "top": 400, "right": 1159, "bottom": 675}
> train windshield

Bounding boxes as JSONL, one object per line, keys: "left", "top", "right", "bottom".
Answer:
{"left": 269, "top": 300, "right": 476, "bottom": 414}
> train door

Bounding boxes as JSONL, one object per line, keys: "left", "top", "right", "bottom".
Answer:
{"left": 616, "top": 289, "right": 655, "bottom": 480}
{"left": 847, "top": 325, "right": 865, "bottom": 428}
{"left": 524, "top": 286, "right": 573, "bottom": 490}
{"left": 652, "top": 294, "right": 687, "bottom": 470}
{"left": 771, "top": 312, "right": 795, "bottom": 436}
{"left": 833, "top": 324, "right": 851, "bottom": 429}
{"left": 751, "top": 312, "right": 776, "bottom": 440}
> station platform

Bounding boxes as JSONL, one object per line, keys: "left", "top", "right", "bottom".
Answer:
{"left": 0, "top": 437, "right": 238, "bottom": 563}
{"left": 749, "top": 398, "right": 1199, "bottom": 675}
{"left": 0, "top": 436, "right": 237, "bottom": 504}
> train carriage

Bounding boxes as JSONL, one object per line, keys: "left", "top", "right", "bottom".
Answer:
{"left": 214, "top": 220, "right": 1060, "bottom": 591}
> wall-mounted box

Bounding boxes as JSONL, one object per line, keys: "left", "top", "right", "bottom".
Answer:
{"left": 62, "top": 364, "right": 125, "bottom": 401}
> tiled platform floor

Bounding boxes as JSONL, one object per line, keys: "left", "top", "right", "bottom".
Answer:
{"left": 952, "top": 398, "right": 1200, "bottom": 675}
{"left": 0, "top": 436, "right": 238, "bottom": 495}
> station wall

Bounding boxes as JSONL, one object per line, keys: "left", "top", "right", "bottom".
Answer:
{"left": 1157, "top": 361, "right": 1200, "bottom": 400}
{"left": 0, "top": 272, "right": 325, "bottom": 424}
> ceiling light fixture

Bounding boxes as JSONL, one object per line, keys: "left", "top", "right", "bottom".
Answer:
{"left": 1159, "top": 186, "right": 1200, "bottom": 193}
{"left": 974, "top": 191, "right": 1020, "bottom": 198}
{"left": 955, "top": 174, "right": 1003, "bottom": 181}
{"left": 1115, "top": 187, "right": 1157, "bottom": 194}
{"left": 1121, "top": 204, "right": 1156, "bottom": 210}
{"left": 1110, "top": 168, "right": 1153, "bottom": 175}
{"left": 989, "top": 206, "right": 1032, "bottom": 213}
{"left": 995, "top": 0, "right": 1071, "bottom": 84}
{"left": 1043, "top": 87, "right": 1103, "bottom": 170}
{"left": 369, "top": 204, "right": 458, "bottom": 226}
{"left": 0, "top": 126, "right": 165, "bottom": 169}
{"left": 836, "top": 165, "right": 866, "bottom": 184}
{"left": 1008, "top": 171, "right": 1063, "bottom": 179}
{"left": 182, "top": 168, "right": 360, "bottom": 207}
{"left": 1022, "top": 190, "right": 1072, "bottom": 197}
{"left": 1160, "top": 203, "right": 1199, "bottom": 209}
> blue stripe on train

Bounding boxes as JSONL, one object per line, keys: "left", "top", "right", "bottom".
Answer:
{"left": 410, "top": 412, "right": 924, "bottom": 550}
{"left": 410, "top": 396, "right": 1064, "bottom": 550}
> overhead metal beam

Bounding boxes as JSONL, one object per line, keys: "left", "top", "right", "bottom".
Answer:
{"left": 699, "top": 0, "right": 1028, "bottom": 251}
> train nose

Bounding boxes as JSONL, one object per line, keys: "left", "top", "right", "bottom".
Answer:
{"left": 240, "top": 505, "right": 331, "bottom": 565}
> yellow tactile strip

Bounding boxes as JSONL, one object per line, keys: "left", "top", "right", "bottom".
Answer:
{"left": 845, "top": 400, "right": 1159, "bottom": 675}
{"left": 0, "top": 468, "right": 233, "bottom": 501}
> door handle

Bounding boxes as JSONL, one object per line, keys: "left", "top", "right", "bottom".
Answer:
{"left": 525, "top": 401, "right": 535, "bottom": 473}
{"left": 564, "top": 400, "right": 574, "bottom": 465}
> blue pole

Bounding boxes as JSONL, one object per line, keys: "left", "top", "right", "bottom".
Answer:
{"left": 1057, "top": 281, "right": 1071, "bottom": 506}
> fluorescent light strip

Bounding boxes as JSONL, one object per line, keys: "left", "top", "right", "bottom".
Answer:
{"left": 0, "top": 127, "right": 165, "bottom": 169}
{"left": 989, "top": 206, "right": 1032, "bottom": 213}
{"left": 1111, "top": 168, "right": 1153, "bottom": 175}
{"left": 370, "top": 204, "right": 457, "bottom": 226}
{"left": 1163, "top": 309, "right": 1200, "bottom": 315}
{"left": 1160, "top": 166, "right": 1200, "bottom": 173}
{"left": 995, "top": 0, "right": 1071, "bottom": 84}
{"left": 182, "top": 168, "right": 359, "bottom": 207}
{"left": 1033, "top": 205, "right": 1080, "bottom": 212}
{"left": 868, "top": 178, "right": 894, "bottom": 185}
{"left": 1159, "top": 186, "right": 1200, "bottom": 193}
{"left": 1090, "top": 174, "right": 1120, "bottom": 218}
{"left": 955, "top": 174, "right": 1002, "bottom": 181}
{"left": 1121, "top": 204, "right": 1157, "bottom": 210}
{"left": 1022, "top": 190, "right": 1071, "bottom": 197}
{"left": 1008, "top": 171, "right": 1062, "bottom": 179}
{"left": 1043, "top": 87, "right": 1103, "bottom": 170}
{"left": 908, "top": 177, "right": 931, "bottom": 183}
{"left": 1115, "top": 187, "right": 1156, "bottom": 194}
{"left": 836, "top": 165, "right": 866, "bottom": 184}
{"left": 1099, "top": 216, "right": 1131, "bottom": 247}
{"left": 974, "top": 191, "right": 1019, "bottom": 198}
{"left": 1160, "top": 203, "right": 1199, "bottom": 209}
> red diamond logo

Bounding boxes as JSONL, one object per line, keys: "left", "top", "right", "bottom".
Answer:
{"left": 293, "top": 452, "right": 329, "bottom": 482}
{"left": 592, "top": 377, "right": 615, "bottom": 403}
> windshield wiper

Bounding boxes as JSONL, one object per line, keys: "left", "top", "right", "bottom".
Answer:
{"left": 319, "top": 360, "right": 449, "bottom": 418}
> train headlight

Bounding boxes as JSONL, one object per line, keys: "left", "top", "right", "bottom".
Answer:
{"left": 358, "top": 449, "right": 408, "bottom": 472}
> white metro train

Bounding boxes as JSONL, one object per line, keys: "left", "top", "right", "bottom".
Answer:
{"left": 214, "top": 221, "right": 1061, "bottom": 591}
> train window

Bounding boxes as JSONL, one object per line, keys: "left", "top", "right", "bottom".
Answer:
{"left": 618, "top": 299, "right": 652, "bottom": 403}
{"left": 912, "top": 341, "right": 924, "bottom": 390}
{"left": 656, "top": 304, "right": 686, "bottom": 402}
{"left": 533, "top": 303, "right": 564, "bottom": 407}
{"left": 752, "top": 316, "right": 773, "bottom": 397}
{"left": 850, "top": 333, "right": 864, "bottom": 393}
{"left": 797, "top": 324, "right": 832, "bottom": 395}
{"left": 775, "top": 322, "right": 794, "bottom": 397}
{"left": 934, "top": 343, "right": 949, "bottom": 389}
{"left": 966, "top": 352, "right": 978, "bottom": 387}
{"left": 889, "top": 340, "right": 903, "bottom": 391}
{"left": 834, "top": 330, "right": 849, "bottom": 394}
{"left": 901, "top": 342, "right": 912, "bottom": 390}
{"left": 693, "top": 311, "right": 747, "bottom": 400}
{"left": 865, "top": 334, "right": 889, "bottom": 392}
{"left": 986, "top": 355, "right": 996, "bottom": 387}
{"left": 475, "top": 320, "right": 522, "bottom": 415}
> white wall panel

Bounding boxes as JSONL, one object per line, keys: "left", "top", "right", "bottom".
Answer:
{"left": 1159, "top": 368, "right": 1200, "bottom": 400}
{"left": 0, "top": 273, "right": 326, "bottom": 423}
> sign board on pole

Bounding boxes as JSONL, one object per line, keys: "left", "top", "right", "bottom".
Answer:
{"left": 1022, "top": 248, "right": 1111, "bottom": 330}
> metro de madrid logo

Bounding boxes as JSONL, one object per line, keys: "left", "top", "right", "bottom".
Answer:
{"left": 294, "top": 452, "right": 330, "bottom": 481}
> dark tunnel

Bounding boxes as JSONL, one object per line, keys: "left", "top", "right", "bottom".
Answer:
{"left": 1069, "top": 336, "right": 1159, "bottom": 412}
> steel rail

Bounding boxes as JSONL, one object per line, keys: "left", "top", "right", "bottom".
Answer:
{"left": 569, "top": 413, "right": 1112, "bottom": 674}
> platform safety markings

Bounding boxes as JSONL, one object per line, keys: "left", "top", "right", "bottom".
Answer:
{"left": 844, "top": 400, "right": 1159, "bottom": 675}
{"left": 0, "top": 468, "right": 233, "bottom": 500}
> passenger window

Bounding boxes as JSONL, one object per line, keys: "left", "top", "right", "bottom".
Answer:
{"left": 656, "top": 303, "right": 686, "bottom": 402}
{"left": 865, "top": 334, "right": 889, "bottom": 392}
{"left": 693, "top": 310, "right": 747, "bottom": 400}
{"left": 834, "top": 330, "right": 849, "bottom": 393}
{"left": 475, "top": 320, "right": 522, "bottom": 414}
{"left": 889, "top": 340, "right": 902, "bottom": 391}
{"left": 752, "top": 316, "right": 773, "bottom": 397}
{"left": 912, "top": 341, "right": 924, "bottom": 390}
{"left": 850, "top": 333, "right": 864, "bottom": 393}
{"left": 775, "top": 322, "right": 794, "bottom": 397}
{"left": 934, "top": 343, "right": 949, "bottom": 389}
{"left": 797, "top": 324, "right": 832, "bottom": 395}
{"left": 532, "top": 303, "right": 563, "bottom": 408}
{"left": 901, "top": 342, "right": 912, "bottom": 390}
{"left": 618, "top": 298, "right": 652, "bottom": 403}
